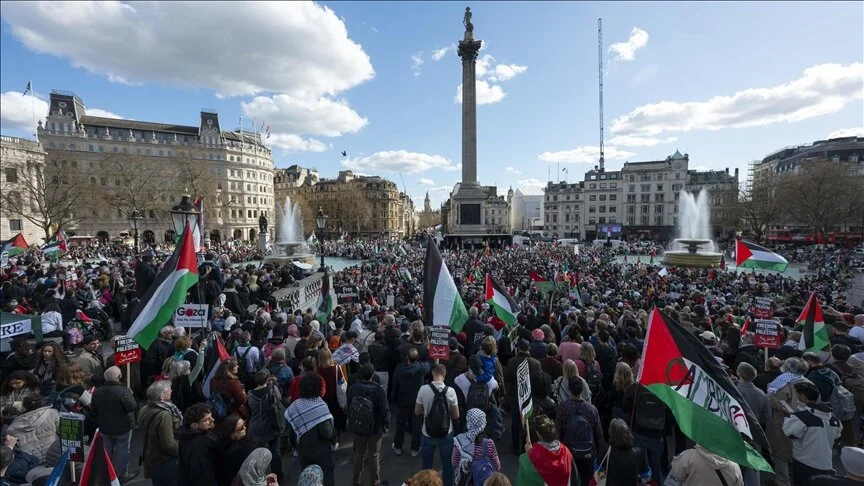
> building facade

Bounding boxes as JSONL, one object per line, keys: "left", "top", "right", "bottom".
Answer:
{"left": 37, "top": 91, "right": 275, "bottom": 245}
{"left": 0, "top": 135, "right": 48, "bottom": 244}
{"left": 543, "top": 150, "right": 739, "bottom": 242}
{"left": 441, "top": 185, "right": 511, "bottom": 239}
{"left": 510, "top": 186, "right": 544, "bottom": 232}
{"left": 274, "top": 167, "right": 416, "bottom": 239}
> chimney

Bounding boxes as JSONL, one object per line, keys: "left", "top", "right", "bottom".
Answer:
{"left": 725, "top": 168, "right": 729, "bottom": 174}
{"left": 734, "top": 168, "right": 739, "bottom": 178}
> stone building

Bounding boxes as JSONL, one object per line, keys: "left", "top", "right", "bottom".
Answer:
{"left": 543, "top": 150, "right": 739, "bottom": 242}
{"left": 417, "top": 191, "right": 442, "bottom": 230}
{"left": 441, "top": 185, "right": 510, "bottom": 239}
{"left": 0, "top": 135, "right": 47, "bottom": 244}
{"left": 273, "top": 167, "right": 416, "bottom": 239}
{"left": 37, "top": 91, "right": 274, "bottom": 245}
{"left": 510, "top": 186, "right": 544, "bottom": 233}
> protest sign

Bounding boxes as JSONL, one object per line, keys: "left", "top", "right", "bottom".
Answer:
{"left": 174, "top": 304, "right": 208, "bottom": 328}
{"left": 60, "top": 412, "right": 85, "bottom": 463}
{"left": 428, "top": 327, "right": 450, "bottom": 360}
{"left": 114, "top": 336, "right": 142, "bottom": 365}
{"left": 517, "top": 358, "right": 533, "bottom": 418}
{"left": 753, "top": 297, "right": 773, "bottom": 319}
{"left": 754, "top": 319, "right": 783, "bottom": 349}
{"left": 335, "top": 285, "right": 359, "bottom": 304}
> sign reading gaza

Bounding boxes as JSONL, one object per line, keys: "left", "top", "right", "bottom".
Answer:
{"left": 174, "top": 304, "right": 208, "bottom": 328}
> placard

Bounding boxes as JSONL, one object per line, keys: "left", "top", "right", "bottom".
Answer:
{"left": 173, "top": 303, "right": 208, "bottom": 328}
{"left": 753, "top": 297, "right": 773, "bottom": 319}
{"left": 114, "top": 335, "right": 142, "bottom": 365}
{"left": 428, "top": 327, "right": 450, "bottom": 360}
{"left": 335, "top": 285, "right": 359, "bottom": 304}
{"left": 386, "top": 294, "right": 395, "bottom": 308}
{"left": 754, "top": 319, "right": 783, "bottom": 349}
{"left": 517, "top": 358, "right": 533, "bottom": 417}
{"left": 0, "top": 318, "right": 31, "bottom": 340}
{"left": 60, "top": 412, "right": 85, "bottom": 463}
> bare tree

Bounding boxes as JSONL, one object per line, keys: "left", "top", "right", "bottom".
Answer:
{"left": 172, "top": 148, "right": 230, "bottom": 231}
{"left": 0, "top": 154, "right": 92, "bottom": 242}
{"left": 737, "top": 168, "right": 786, "bottom": 243}
{"left": 778, "top": 160, "right": 864, "bottom": 237}
{"left": 98, "top": 153, "right": 172, "bottom": 220}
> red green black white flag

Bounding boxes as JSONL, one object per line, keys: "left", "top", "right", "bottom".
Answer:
{"left": 798, "top": 292, "right": 829, "bottom": 353}
{"left": 638, "top": 307, "right": 772, "bottom": 472}
{"left": 736, "top": 239, "right": 788, "bottom": 272}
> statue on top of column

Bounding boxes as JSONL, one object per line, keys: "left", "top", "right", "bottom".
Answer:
{"left": 463, "top": 7, "right": 473, "bottom": 34}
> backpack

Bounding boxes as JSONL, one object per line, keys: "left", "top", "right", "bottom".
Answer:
{"left": 424, "top": 384, "right": 451, "bottom": 438}
{"left": 633, "top": 386, "right": 666, "bottom": 432}
{"left": 471, "top": 440, "right": 496, "bottom": 486}
{"left": 465, "top": 377, "right": 490, "bottom": 410}
{"left": 235, "top": 346, "right": 256, "bottom": 382}
{"left": 580, "top": 359, "right": 603, "bottom": 398}
{"left": 562, "top": 402, "right": 594, "bottom": 459}
{"left": 346, "top": 393, "right": 376, "bottom": 436}
{"left": 830, "top": 384, "right": 856, "bottom": 421}
{"left": 208, "top": 384, "right": 231, "bottom": 420}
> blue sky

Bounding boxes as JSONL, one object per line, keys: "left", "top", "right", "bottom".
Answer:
{"left": 1, "top": 1, "right": 862, "bottom": 208}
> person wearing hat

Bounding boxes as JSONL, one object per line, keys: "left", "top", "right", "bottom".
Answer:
{"left": 811, "top": 446, "right": 864, "bottom": 484}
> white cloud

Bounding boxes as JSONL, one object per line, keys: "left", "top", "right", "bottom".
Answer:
{"left": 0, "top": 91, "right": 49, "bottom": 131}
{"left": 455, "top": 80, "right": 506, "bottom": 105}
{"left": 475, "top": 54, "right": 495, "bottom": 78}
{"left": 1, "top": 2, "right": 374, "bottom": 98}
{"left": 518, "top": 178, "right": 547, "bottom": 191}
{"left": 242, "top": 94, "right": 366, "bottom": 138}
{"left": 489, "top": 64, "right": 527, "bottom": 82}
{"left": 268, "top": 134, "right": 328, "bottom": 153}
{"left": 412, "top": 52, "right": 424, "bottom": 77}
{"left": 418, "top": 178, "right": 435, "bottom": 185}
{"left": 607, "top": 135, "right": 677, "bottom": 147}
{"left": 86, "top": 108, "right": 122, "bottom": 119}
{"left": 826, "top": 127, "right": 864, "bottom": 139}
{"left": 342, "top": 150, "right": 457, "bottom": 174}
{"left": 431, "top": 45, "right": 454, "bottom": 61}
{"left": 505, "top": 166, "right": 522, "bottom": 174}
{"left": 537, "top": 146, "right": 636, "bottom": 164}
{"left": 609, "top": 27, "right": 649, "bottom": 62}
{"left": 611, "top": 63, "right": 864, "bottom": 137}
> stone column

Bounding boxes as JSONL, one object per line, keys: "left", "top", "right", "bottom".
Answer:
{"left": 458, "top": 37, "right": 482, "bottom": 186}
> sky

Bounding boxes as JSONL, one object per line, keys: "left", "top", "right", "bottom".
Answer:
{"left": 1, "top": 1, "right": 862, "bottom": 209}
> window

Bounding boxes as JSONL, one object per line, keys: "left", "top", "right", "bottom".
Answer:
{"left": 88, "top": 145, "right": 94, "bottom": 152}
{"left": 640, "top": 184, "right": 650, "bottom": 192}
{"left": 113, "top": 147, "right": 119, "bottom": 153}
{"left": 657, "top": 173, "right": 664, "bottom": 180}
{"left": 655, "top": 194, "right": 664, "bottom": 202}
{"left": 589, "top": 195, "right": 596, "bottom": 201}
{"left": 5, "top": 168, "right": 18, "bottom": 183}
{"left": 641, "top": 195, "right": 650, "bottom": 203}
{"left": 610, "top": 183, "right": 617, "bottom": 188}
{"left": 589, "top": 206, "right": 596, "bottom": 213}
{"left": 589, "top": 183, "right": 596, "bottom": 189}
{"left": 588, "top": 217, "right": 596, "bottom": 225}
{"left": 600, "top": 183, "right": 606, "bottom": 188}
{"left": 675, "top": 173, "right": 681, "bottom": 180}
{"left": 599, "top": 195, "right": 606, "bottom": 201}
{"left": 655, "top": 215, "right": 664, "bottom": 226}
{"left": 608, "top": 206, "right": 616, "bottom": 213}
{"left": 98, "top": 146, "right": 104, "bottom": 152}
{"left": 599, "top": 206, "right": 606, "bottom": 213}
{"left": 9, "top": 219, "right": 22, "bottom": 231}
{"left": 641, "top": 205, "right": 649, "bottom": 214}
{"left": 628, "top": 185, "right": 635, "bottom": 193}
{"left": 656, "top": 205, "right": 663, "bottom": 213}
{"left": 101, "top": 177, "right": 107, "bottom": 186}
{"left": 609, "top": 194, "right": 616, "bottom": 201}
{"left": 627, "top": 194, "right": 636, "bottom": 203}
{"left": 145, "top": 149, "right": 151, "bottom": 155}
{"left": 599, "top": 217, "right": 606, "bottom": 224}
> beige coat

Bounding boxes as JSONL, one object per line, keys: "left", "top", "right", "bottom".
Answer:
{"left": 767, "top": 381, "right": 804, "bottom": 463}
{"left": 670, "top": 445, "right": 744, "bottom": 486}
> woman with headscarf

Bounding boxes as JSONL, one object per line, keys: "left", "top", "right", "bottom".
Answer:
{"left": 450, "top": 408, "right": 501, "bottom": 486}
{"left": 297, "top": 465, "right": 324, "bottom": 486}
{"left": 284, "top": 324, "right": 301, "bottom": 360}
{"left": 232, "top": 447, "right": 277, "bottom": 486}
{"left": 285, "top": 374, "right": 336, "bottom": 486}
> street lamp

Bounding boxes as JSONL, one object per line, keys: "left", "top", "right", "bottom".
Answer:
{"left": 316, "top": 207, "right": 328, "bottom": 272}
{"left": 128, "top": 209, "right": 143, "bottom": 254}
{"left": 169, "top": 194, "right": 200, "bottom": 243}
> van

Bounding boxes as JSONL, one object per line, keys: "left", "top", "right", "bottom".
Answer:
{"left": 556, "top": 238, "right": 580, "bottom": 246}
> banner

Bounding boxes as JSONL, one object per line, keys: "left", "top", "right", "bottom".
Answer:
{"left": 60, "top": 412, "right": 85, "bottom": 462}
{"left": 428, "top": 327, "right": 450, "bottom": 360}
{"left": 754, "top": 319, "right": 783, "bottom": 349}
{"left": 517, "top": 358, "right": 533, "bottom": 417}
{"left": 752, "top": 297, "right": 773, "bottom": 319}
{"left": 173, "top": 303, "right": 208, "bottom": 328}
{"left": 114, "top": 335, "right": 142, "bottom": 365}
{"left": 335, "top": 285, "right": 359, "bottom": 304}
{"left": 0, "top": 317, "right": 31, "bottom": 340}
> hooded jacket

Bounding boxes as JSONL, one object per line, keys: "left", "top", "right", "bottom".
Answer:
{"left": 670, "top": 445, "right": 744, "bottom": 486}
{"left": 392, "top": 360, "right": 429, "bottom": 408}
{"left": 5, "top": 406, "right": 60, "bottom": 465}
{"left": 177, "top": 426, "right": 218, "bottom": 486}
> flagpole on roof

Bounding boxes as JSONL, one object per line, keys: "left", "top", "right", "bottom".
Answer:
{"left": 28, "top": 80, "right": 38, "bottom": 143}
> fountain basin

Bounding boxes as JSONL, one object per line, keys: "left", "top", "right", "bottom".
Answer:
{"left": 262, "top": 242, "right": 316, "bottom": 266}
{"left": 661, "top": 238, "right": 721, "bottom": 268}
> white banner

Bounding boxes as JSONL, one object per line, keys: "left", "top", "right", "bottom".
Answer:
{"left": 0, "top": 318, "right": 32, "bottom": 340}
{"left": 173, "top": 304, "right": 208, "bottom": 328}
{"left": 517, "top": 358, "right": 533, "bottom": 417}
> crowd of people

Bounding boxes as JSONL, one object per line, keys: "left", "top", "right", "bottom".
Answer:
{"left": 1, "top": 236, "right": 864, "bottom": 485}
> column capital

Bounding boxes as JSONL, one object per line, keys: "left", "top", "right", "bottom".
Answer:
{"left": 458, "top": 39, "right": 482, "bottom": 61}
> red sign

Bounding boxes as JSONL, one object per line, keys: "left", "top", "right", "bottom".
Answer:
{"left": 753, "top": 319, "right": 783, "bottom": 349}
{"left": 428, "top": 327, "right": 450, "bottom": 360}
{"left": 752, "top": 297, "right": 773, "bottom": 319}
{"left": 114, "top": 336, "right": 142, "bottom": 365}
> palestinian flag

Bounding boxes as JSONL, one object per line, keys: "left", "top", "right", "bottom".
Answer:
{"left": 41, "top": 231, "right": 67, "bottom": 257}
{"left": 529, "top": 271, "right": 554, "bottom": 295}
{"left": 315, "top": 273, "right": 334, "bottom": 324}
{"left": 202, "top": 334, "right": 230, "bottom": 398}
{"left": 486, "top": 274, "right": 518, "bottom": 327}
{"left": 79, "top": 430, "right": 121, "bottom": 486}
{"left": 736, "top": 239, "right": 788, "bottom": 272}
{"left": 1, "top": 233, "right": 28, "bottom": 256}
{"left": 466, "top": 259, "right": 481, "bottom": 284}
{"left": 529, "top": 271, "right": 546, "bottom": 282}
{"left": 128, "top": 222, "right": 199, "bottom": 349}
{"left": 740, "top": 317, "right": 751, "bottom": 336}
{"left": 798, "top": 292, "right": 828, "bottom": 353}
{"left": 423, "top": 238, "right": 468, "bottom": 332}
{"left": 516, "top": 445, "right": 574, "bottom": 486}
{"left": 638, "top": 308, "right": 772, "bottom": 472}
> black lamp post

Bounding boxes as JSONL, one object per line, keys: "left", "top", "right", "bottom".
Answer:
{"left": 128, "top": 209, "right": 143, "bottom": 254}
{"left": 316, "top": 207, "right": 328, "bottom": 272}
{"left": 169, "top": 194, "right": 200, "bottom": 243}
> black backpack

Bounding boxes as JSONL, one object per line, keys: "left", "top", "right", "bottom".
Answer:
{"left": 465, "top": 377, "right": 490, "bottom": 410}
{"left": 562, "top": 401, "right": 594, "bottom": 459}
{"left": 581, "top": 359, "right": 603, "bottom": 398}
{"left": 235, "top": 346, "right": 255, "bottom": 378}
{"left": 346, "top": 392, "right": 376, "bottom": 436}
{"left": 633, "top": 386, "right": 666, "bottom": 433}
{"left": 424, "top": 384, "right": 451, "bottom": 438}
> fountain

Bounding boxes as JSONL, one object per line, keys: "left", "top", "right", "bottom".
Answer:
{"left": 661, "top": 189, "right": 723, "bottom": 268}
{"left": 262, "top": 196, "right": 315, "bottom": 266}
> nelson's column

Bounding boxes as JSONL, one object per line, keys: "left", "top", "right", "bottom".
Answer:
{"left": 449, "top": 6, "right": 489, "bottom": 239}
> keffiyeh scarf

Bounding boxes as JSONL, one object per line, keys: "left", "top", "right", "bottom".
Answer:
{"left": 454, "top": 408, "right": 487, "bottom": 485}
{"left": 298, "top": 464, "right": 324, "bottom": 486}
{"left": 767, "top": 372, "right": 803, "bottom": 394}
{"left": 285, "top": 397, "right": 333, "bottom": 441}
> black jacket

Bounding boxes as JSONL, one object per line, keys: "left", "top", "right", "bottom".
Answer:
{"left": 215, "top": 437, "right": 258, "bottom": 486}
{"left": 177, "top": 427, "right": 218, "bottom": 486}
{"left": 90, "top": 381, "right": 137, "bottom": 435}
{"left": 223, "top": 290, "right": 246, "bottom": 319}
{"left": 392, "top": 361, "right": 429, "bottom": 408}
{"left": 134, "top": 262, "right": 157, "bottom": 297}
{"left": 347, "top": 380, "right": 391, "bottom": 434}
{"left": 368, "top": 341, "right": 390, "bottom": 372}
{"left": 463, "top": 317, "right": 485, "bottom": 352}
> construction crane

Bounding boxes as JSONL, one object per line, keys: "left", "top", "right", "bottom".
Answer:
{"left": 597, "top": 18, "right": 605, "bottom": 173}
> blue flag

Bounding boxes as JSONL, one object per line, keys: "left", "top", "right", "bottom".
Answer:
{"left": 45, "top": 447, "right": 73, "bottom": 486}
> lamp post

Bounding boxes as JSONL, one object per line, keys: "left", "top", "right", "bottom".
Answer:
{"left": 128, "top": 209, "right": 143, "bottom": 254}
{"left": 169, "top": 194, "right": 200, "bottom": 244}
{"left": 316, "top": 207, "right": 328, "bottom": 272}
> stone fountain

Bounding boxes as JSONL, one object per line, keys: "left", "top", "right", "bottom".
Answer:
{"left": 661, "top": 189, "right": 723, "bottom": 268}
{"left": 262, "top": 196, "right": 315, "bottom": 266}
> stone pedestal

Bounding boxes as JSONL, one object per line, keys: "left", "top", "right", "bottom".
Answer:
{"left": 258, "top": 230, "right": 268, "bottom": 253}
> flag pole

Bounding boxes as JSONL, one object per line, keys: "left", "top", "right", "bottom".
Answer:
{"left": 30, "top": 80, "right": 38, "bottom": 143}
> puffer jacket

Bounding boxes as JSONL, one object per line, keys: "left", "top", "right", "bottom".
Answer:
{"left": 6, "top": 406, "right": 60, "bottom": 465}
{"left": 670, "top": 444, "right": 744, "bottom": 486}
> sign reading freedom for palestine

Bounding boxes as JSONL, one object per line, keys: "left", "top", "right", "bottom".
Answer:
{"left": 428, "top": 327, "right": 450, "bottom": 360}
